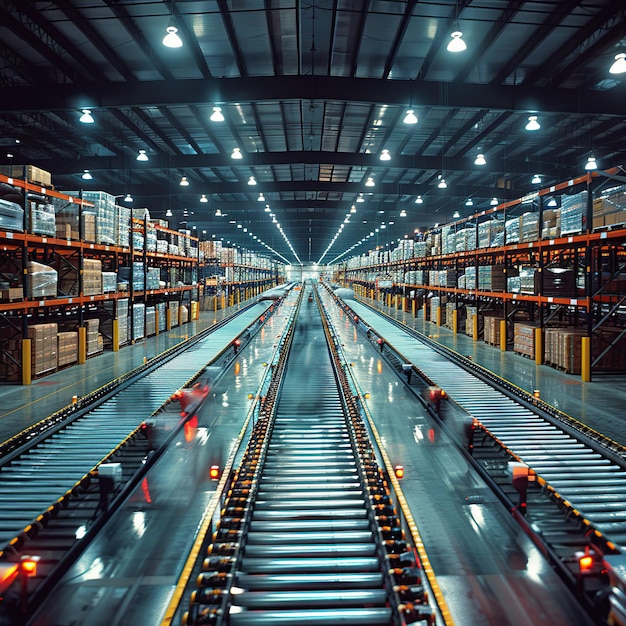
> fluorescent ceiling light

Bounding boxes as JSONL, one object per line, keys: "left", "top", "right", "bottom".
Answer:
{"left": 163, "top": 25, "right": 183, "bottom": 48}
{"left": 447, "top": 30, "right": 467, "bottom": 53}
{"left": 79, "top": 109, "right": 94, "bottom": 124}
{"left": 403, "top": 109, "right": 418, "bottom": 125}
{"left": 137, "top": 149, "right": 148, "bottom": 161}
{"left": 210, "top": 106, "right": 224, "bottom": 122}
{"left": 525, "top": 115, "right": 540, "bottom": 131}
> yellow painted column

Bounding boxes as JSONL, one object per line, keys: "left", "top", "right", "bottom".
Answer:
{"left": 166, "top": 307, "right": 172, "bottom": 331}
{"left": 499, "top": 319, "right": 507, "bottom": 351}
{"left": 112, "top": 318, "right": 120, "bottom": 350}
{"left": 581, "top": 336, "right": 591, "bottom": 382}
{"left": 452, "top": 309, "right": 458, "bottom": 334}
{"left": 534, "top": 327, "right": 543, "bottom": 365}
{"left": 472, "top": 313, "right": 479, "bottom": 342}
{"left": 412, "top": 299, "right": 417, "bottom": 318}
{"left": 422, "top": 302, "right": 428, "bottom": 322}
{"left": 178, "top": 303, "right": 184, "bottom": 326}
{"left": 78, "top": 326, "right": 87, "bottom": 364}
{"left": 21, "top": 338, "right": 31, "bottom": 385}
{"left": 436, "top": 306, "right": 441, "bottom": 326}
{"left": 396, "top": 294, "right": 401, "bottom": 309}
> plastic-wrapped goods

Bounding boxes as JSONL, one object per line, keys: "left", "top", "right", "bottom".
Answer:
{"left": 146, "top": 225, "right": 157, "bottom": 252}
{"left": 117, "top": 298, "right": 129, "bottom": 345}
{"left": 430, "top": 296, "right": 440, "bottom": 323}
{"left": 28, "top": 198, "right": 56, "bottom": 236}
{"left": 478, "top": 265, "right": 506, "bottom": 291}
{"left": 535, "top": 267, "right": 576, "bottom": 296}
{"left": 181, "top": 305, "right": 189, "bottom": 324}
{"left": 519, "top": 267, "right": 536, "bottom": 294}
{"left": 84, "top": 318, "right": 102, "bottom": 356}
{"left": 156, "top": 302, "right": 167, "bottom": 331}
{"left": 465, "top": 306, "right": 478, "bottom": 337}
{"left": 63, "top": 191, "right": 117, "bottom": 245}
{"left": 477, "top": 220, "right": 504, "bottom": 248}
{"left": 513, "top": 323, "right": 536, "bottom": 357}
{"left": 541, "top": 209, "right": 560, "bottom": 239}
{"left": 57, "top": 331, "right": 78, "bottom": 367}
{"left": 170, "top": 301, "right": 180, "bottom": 327}
{"left": 456, "top": 226, "right": 477, "bottom": 252}
{"left": 132, "top": 303, "right": 145, "bottom": 340}
{"left": 464, "top": 266, "right": 476, "bottom": 289}
{"left": 132, "top": 231, "right": 144, "bottom": 250}
{"left": 168, "top": 243, "right": 180, "bottom": 256}
{"left": 505, "top": 217, "right": 520, "bottom": 243}
{"left": 146, "top": 267, "right": 160, "bottom": 290}
{"left": 145, "top": 306, "right": 156, "bottom": 336}
{"left": 28, "top": 323, "right": 58, "bottom": 376}
{"left": 0, "top": 198, "right": 24, "bottom": 232}
{"left": 118, "top": 263, "right": 145, "bottom": 292}
{"left": 560, "top": 191, "right": 588, "bottom": 235}
{"left": 519, "top": 212, "right": 540, "bottom": 242}
{"left": 101, "top": 271, "right": 117, "bottom": 293}
{"left": 117, "top": 205, "right": 131, "bottom": 247}
{"left": 414, "top": 242, "right": 427, "bottom": 258}
{"left": 156, "top": 239, "right": 169, "bottom": 254}
{"left": 27, "top": 261, "right": 57, "bottom": 298}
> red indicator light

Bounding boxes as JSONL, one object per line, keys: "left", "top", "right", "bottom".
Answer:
{"left": 579, "top": 555, "right": 593, "bottom": 571}
{"left": 210, "top": 465, "right": 220, "bottom": 480}
{"left": 20, "top": 557, "right": 39, "bottom": 577}
{"left": 395, "top": 465, "right": 404, "bottom": 479}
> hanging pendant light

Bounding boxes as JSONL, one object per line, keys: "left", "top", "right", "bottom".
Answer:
{"left": 525, "top": 115, "right": 540, "bottom": 131}
{"left": 210, "top": 106, "right": 225, "bottom": 122}
{"left": 609, "top": 53, "right": 626, "bottom": 75}
{"left": 163, "top": 25, "right": 183, "bottom": 48}
{"left": 403, "top": 109, "right": 418, "bottom": 125}
{"left": 79, "top": 109, "right": 94, "bottom": 124}
{"left": 447, "top": 29, "right": 467, "bottom": 53}
{"left": 136, "top": 149, "right": 149, "bottom": 161}
{"left": 585, "top": 156, "right": 598, "bottom": 171}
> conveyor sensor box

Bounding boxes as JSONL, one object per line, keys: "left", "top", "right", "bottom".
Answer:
{"left": 98, "top": 463, "right": 122, "bottom": 488}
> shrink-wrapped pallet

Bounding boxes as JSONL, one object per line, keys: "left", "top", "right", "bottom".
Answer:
{"left": 0, "top": 198, "right": 24, "bottom": 232}
{"left": 145, "top": 306, "right": 156, "bottom": 336}
{"left": 484, "top": 316, "right": 504, "bottom": 346}
{"left": 101, "top": 271, "right": 117, "bottom": 293}
{"left": 85, "top": 318, "right": 102, "bottom": 356}
{"left": 27, "top": 261, "right": 57, "bottom": 298}
{"left": 28, "top": 199, "right": 55, "bottom": 236}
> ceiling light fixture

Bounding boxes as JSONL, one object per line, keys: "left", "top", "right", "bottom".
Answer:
{"left": 163, "top": 25, "right": 183, "bottom": 48}
{"left": 200, "top": 194, "right": 208, "bottom": 203}
{"left": 264, "top": 205, "right": 271, "bottom": 212}
{"left": 452, "top": 210, "right": 460, "bottom": 218}
{"left": 79, "top": 109, "right": 94, "bottom": 124}
{"left": 258, "top": 192, "right": 265, "bottom": 202}
{"left": 179, "top": 176, "right": 189, "bottom": 186}
{"left": 399, "top": 209, "right": 407, "bottom": 217}
{"left": 210, "top": 106, "right": 224, "bottom": 122}
{"left": 609, "top": 52, "right": 626, "bottom": 75}
{"left": 231, "top": 147, "right": 242, "bottom": 160}
{"left": 437, "top": 177, "right": 447, "bottom": 189}
{"left": 350, "top": 205, "right": 357, "bottom": 213}
{"left": 124, "top": 193, "right": 133, "bottom": 203}
{"left": 547, "top": 197, "right": 558, "bottom": 207}
{"left": 365, "top": 176, "right": 375, "bottom": 187}
{"left": 137, "top": 149, "right": 148, "bottom": 161}
{"left": 474, "top": 153, "right": 486, "bottom": 166}
{"left": 531, "top": 174, "right": 541, "bottom": 184}
{"left": 215, "top": 208, "right": 222, "bottom": 216}
{"left": 356, "top": 193, "right": 365, "bottom": 203}
{"left": 585, "top": 156, "right": 598, "bottom": 171}
{"left": 165, "top": 208, "right": 172, "bottom": 217}
{"left": 248, "top": 176, "right": 257, "bottom": 186}
{"left": 380, "top": 149, "right": 391, "bottom": 161}
{"left": 447, "top": 28, "right": 467, "bottom": 53}
{"left": 403, "top": 109, "right": 418, "bottom": 125}
{"left": 415, "top": 195, "right": 423, "bottom": 204}
{"left": 81, "top": 169, "right": 93, "bottom": 180}
{"left": 525, "top": 115, "right": 540, "bottom": 131}
{"left": 490, "top": 197, "right": 498, "bottom": 206}
{"left": 465, "top": 198, "right": 473, "bottom": 206}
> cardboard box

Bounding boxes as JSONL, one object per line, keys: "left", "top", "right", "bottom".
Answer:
{"left": 0, "top": 165, "right": 52, "bottom": 187}
{"left": 0, "top": 287, "right": 23, "bottom": 301}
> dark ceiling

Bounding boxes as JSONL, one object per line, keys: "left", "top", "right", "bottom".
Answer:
{"left": 1, "top": 0, "right": 625, "bottom": 266}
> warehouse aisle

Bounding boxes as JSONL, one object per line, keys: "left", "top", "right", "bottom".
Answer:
{"left": 0, "top": 302, "right": 247, "bottom": 444}
{"left": 366, "top": 296, "right": 626, "bottom": 446}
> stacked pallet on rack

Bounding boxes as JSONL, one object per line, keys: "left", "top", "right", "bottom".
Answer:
{"left": 478, "top": 265, "right": 506, "bottom": 291}
{"left": 57, "top": 331, "right": 78, "bottom": 367}
{"left": 465, "top": 306, "right": 478, "bottom": 337}
{"left": 513, "top": 322, "right": 536, "bottom": 357}
{"left": 27, "top": 261, "right": 57, "bottom": 298}
{"left": 85, "top": 318, "right": 103, "bottom": 356}
{"left": 484, "top": 316, "right": 504, "bottom": 346}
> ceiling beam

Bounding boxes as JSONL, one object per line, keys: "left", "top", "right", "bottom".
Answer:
{"left": 2, "top": 76, "right": 625, "bottom": 117}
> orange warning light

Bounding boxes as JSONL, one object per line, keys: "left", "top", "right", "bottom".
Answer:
{"left": 579, "top": 554, "right": 594, "bottom": 571}
{"left": 209, "top": 465, "right": 220, "bottom": 480}
{"left": 20, "top": 556, "right": 39, "bottom": 577}
{"left": 394, "top": 465, "right": 405, "bottom": 479}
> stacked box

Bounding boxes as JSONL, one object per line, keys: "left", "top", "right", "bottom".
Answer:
{"left": 145, "top": 306, "right": 156, "bottom": 336}
{"left": 0, "top": 287, "right": 23, "bottom": 301}
{"left": 27, "top": 261, "right": 57, "bottom": 298}
{"left": 465, "top": 306, "right": 478, "bottom": 337}
{"left": 156, "top": 302, "right": 167, "bottom": 331}
{"left": 513, "top": 323, "right": 536, "bottom": 357}
{"left": 519, "top": 212, "right": 540, "bottom": 242}
{"left": 146, "top": 225, "right": 157, "bottom": 252}
{"left": 132, "top": 303, "right": 145, "bottom": 340}
{"left": 157, "top": 239, "right": 168, "bottom": 254}
{"left": 117, "top": 205, "right": 131, "bottom": 247}
{"left": 477, "top": 220, "right": 504, "bottom": 248}
{"left": 484, "top": 316, "right": 504, "bottom": 345}
{"left": 28, "top": 323, "right": 58, "bottom": 376}
{"left": 58, "top": 258, "right": 102, "bottom": 296}
{"left": 560, "top": 191, "right": 588, "bottom": 235}
{"left": 146, "top": 267, "right": 160, "bottom": 290}
{"left": 413, "top": 242, "right": 427, "bottom": 258}
{"left": 0, "top": 198, "right": 24, "bottom": 232}
{"left": 57, "top": 331, "right": 78, "bottom": 367}
{"left": 519, "top": 267, "right": 536, "bottom": 294}
{"left": 28, "top": 200, "right": 55, "bottom": 236}
{"left": 170, "top": 301, "right": 180, "bottom": 327}
{"left": 101, "top": 272, "right": 117, "bottom": 293}
{"left": 445, "top": 302, "right": 457, "bottom": 330}
{"left": 541, "top": 209, "right": 561, "bottom": 238}
{"left": 132, "top": 231, "right": 144, "bottom": 250}
{"left": 118, "top": 298, "right": 129, "bottom": 345}
{"left": 463, "top": 266, "right": 476, "bottom": 289}
{"left": 53, "top": 209, "right": 97, "bottom": 242}
{"left": 544, "top": 328, "right": 583, "bottom": 373}
{"left": 181, "top": 305, "right": 189, "bottom": 324}
{"left": 168, "top": 243, "right": 180, "bottom": 256}
{"left": 80, "top": 191, "right": 116, "bottom": 244}
{"left": 118, "top": 263, "right": 145, "bottom": 291}
{"left": 505, "top": 217, "right": 520, "bottom": 243}
{"left": 84, "top": 319, "right": 101, "bottom": 356}
{"left": 478, "top": 265, "right": 506, "bottom": 291}
{"left": 0, "top": 165, "right": 52, "bottom": 187}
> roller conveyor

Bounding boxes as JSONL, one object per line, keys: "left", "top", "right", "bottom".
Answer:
{"left": 184, "top": 289, "right": 434, "bottom": 625}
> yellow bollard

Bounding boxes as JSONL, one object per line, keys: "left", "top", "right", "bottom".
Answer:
{"left": 78, "top": 326, "right": 87, "bottom": 364}
{"left": 112, "top": 318, "right": 120, "bottom": 350}
{"left": 452, "top": 309, "right": 458, "bottom": 334}
{"left": 166, "top": 307, "right": 172, "bottom": 331}
{"left": 412, "top": 299, "right": 417, "bottom": 318}
{"left": 21, "top": 338, "right": 31, "bottom": 385}
{"left": 499, "top": 319, "right": 507, "bottom": 351}
{"left": 581, "top": 336, "right": 591, "bottom": 382}
{"left": 472, "top": 313, "right": 479, "bottom": 342}
{"left": 534, "top": 327, "right": 543, "bottom": 365}
{"left": 436, "top": 306, "right": 441, "bottom": 326}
